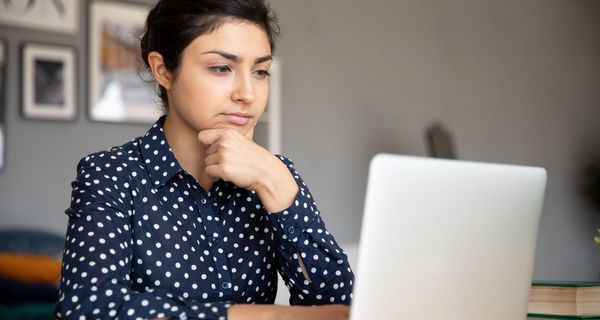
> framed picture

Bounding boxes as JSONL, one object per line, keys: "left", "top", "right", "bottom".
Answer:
{"left": 88, "top": 1, "right": 158, "bottom": 124}
{"left": 256, "top": 58, "right": 282, "bottom": 154}
{"left": 0, "top": 0, "right": 78, "bottom": 34}
{"left": 0, "top": 38, "right": 6, "bottom": 171}
{"left": 21, "top": 43, "right": 77, "bottom": 121}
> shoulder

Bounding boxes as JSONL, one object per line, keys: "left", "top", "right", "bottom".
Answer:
{"left": 74, "top": 137, "right": 143, "bottom": 178}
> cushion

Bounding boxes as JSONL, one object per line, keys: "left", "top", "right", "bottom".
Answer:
{"left": 0, "top": 253, "right": 61, "bottom": 285}
{"left": 0, "top": 229, "right": 64, "bottom": 258}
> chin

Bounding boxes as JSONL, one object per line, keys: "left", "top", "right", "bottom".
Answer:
{"left": 213, "top": 123, "right": 242, "bottom": 130}
{"left": 214, "top": 123, "right": 254, "bottom": 135}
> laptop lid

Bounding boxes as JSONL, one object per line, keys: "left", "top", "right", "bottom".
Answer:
{"left": 350, "top": 154, "right": 547, "bottom": 320}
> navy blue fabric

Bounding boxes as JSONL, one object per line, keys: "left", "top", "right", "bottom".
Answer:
{"left": 56, "top": 116, "right": 354, "bottom": 319}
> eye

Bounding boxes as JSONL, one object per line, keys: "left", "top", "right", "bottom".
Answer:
{"left": 253, "top": 69, "right": 271, "bottom": 80}
{"left": 209, "top": 65, "right": 231, "bottom": 74}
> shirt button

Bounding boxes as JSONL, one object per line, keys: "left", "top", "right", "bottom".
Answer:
{"left": 212, "top": 237, "right": 220, "bottom": 244}
{"left": 200, "top": 198, "right": 207, "bottom": 204}
{"left": 287, "top": 226, "right": 295, "bottom": 234}
{"left": 281, "top": 214, "right": 288, "bottom": 221}
{"left": 221, "top": 282, "right": 230, "bottom": 290}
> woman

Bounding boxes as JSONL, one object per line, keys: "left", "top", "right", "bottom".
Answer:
{"left": 55, "top": 0, "right": 354, "bottom": 319}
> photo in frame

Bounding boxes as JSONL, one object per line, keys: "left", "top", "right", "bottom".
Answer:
{"left": 21, "top": 42, "right": 76, "bottom": 121}
{"left": 256, "top": 58, "right": 282, "bottom": 154}
{"left": 88, "top": 1, "right": 159, "bottom": 124}
{"left": 0, "top": 0, "right": 79, "bottom": 34}
{"left": 0, "top": 38, "right": 6, "bottom": 171}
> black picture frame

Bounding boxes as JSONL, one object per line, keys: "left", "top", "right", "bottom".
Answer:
{"left": 21, "top": 42, "right": 77, "bottom": 122}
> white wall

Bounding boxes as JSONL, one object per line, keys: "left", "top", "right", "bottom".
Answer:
{"left": 0, "top": 0, "right": 599, "bottom": 281}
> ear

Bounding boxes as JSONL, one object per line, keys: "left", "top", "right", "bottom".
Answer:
{"left": 147, "top": 51, "right": 173, "bottom": 90}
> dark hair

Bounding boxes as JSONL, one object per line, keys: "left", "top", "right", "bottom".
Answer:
{"left": 140, "top": 0, "right": 280, "bottom": 108}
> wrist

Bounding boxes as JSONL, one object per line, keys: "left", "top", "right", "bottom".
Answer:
{"left": 228, "top": 304, "right": 286, "bottom": 320}
{"left": 255, "top": 158, "right": 298, "bottom": 213}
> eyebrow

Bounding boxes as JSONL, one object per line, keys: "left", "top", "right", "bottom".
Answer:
{"left": 201, "top": 50, "right": 272, "bottom": 64}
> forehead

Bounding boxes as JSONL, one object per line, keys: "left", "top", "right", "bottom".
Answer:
{"left": 186, "top": 20, "right": 271, "bottom": 57}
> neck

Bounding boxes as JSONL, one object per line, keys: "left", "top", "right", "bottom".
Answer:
{"left": 163, "top": 114, "right": 214, "bottom": 191}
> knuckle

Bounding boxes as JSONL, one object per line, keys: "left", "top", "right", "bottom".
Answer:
{"left": 220, "top": 163, "right": 231, "bottom": 176}
{"left": 218, "top": 149, "right": 228, "bottom": 161}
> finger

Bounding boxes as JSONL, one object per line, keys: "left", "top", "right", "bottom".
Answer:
{"left": 204, "top": 152, "right": 221, "bottom": 167}
{"left": 205, "top": 141, "right": 219, "bottom": 157}
{"left": 205, "top": 164, "right": 226, "bottom": 182}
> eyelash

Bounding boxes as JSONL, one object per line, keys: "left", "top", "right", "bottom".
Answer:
{"left": 209, "top": 65, "right": 231, "bottom": 74}
{"left": 209, "top": 65, "right": 270, "bottom": 79}
{"left": 255, "top": 69, "right": 270, "bottom": 78}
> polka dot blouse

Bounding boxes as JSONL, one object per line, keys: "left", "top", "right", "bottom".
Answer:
{"left": 55, "top": 116, "right": 354, "bottom": 319}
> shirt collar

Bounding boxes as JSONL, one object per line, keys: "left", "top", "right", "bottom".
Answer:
{"left": 139, "top": 116, "right": 183, "bottom": 188}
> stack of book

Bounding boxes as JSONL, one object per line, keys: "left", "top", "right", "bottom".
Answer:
{"left": 528, "top": 281, "right": 600, "bottom": 319}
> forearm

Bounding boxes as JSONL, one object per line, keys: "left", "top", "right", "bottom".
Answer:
{"left": 57, "top": 278, "right": 231, "bottom": 319}
{"left": 273, "top": 217, "right": 354, "bottom": 305}
{"left": 228, "top": 304, "right": 351, "bottom": 320}
{"left": 255, "top": 155, "right": 298, "bottom": 213}
{"left": 58, "top": 215, "right": 231, "bottom": 318}
{"left": 262, "top": 156, "right": 355, "bottom": 305}
{"left": 228, "top": 304, "right": 284, "bottom": 320}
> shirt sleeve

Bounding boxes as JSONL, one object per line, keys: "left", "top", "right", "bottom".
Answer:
{"left": 55, "top": 155, "right": 231, "bottom": 320}
{"left": 267, "top": 156, "right": 355, "bottom": 306}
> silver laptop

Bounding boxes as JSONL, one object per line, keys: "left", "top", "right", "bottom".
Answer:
{"left": 350, "top": 154, "right": 547, "bottom": 320}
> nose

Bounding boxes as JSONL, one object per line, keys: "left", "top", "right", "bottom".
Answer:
{"left": 232, "top": 72, "right": 256, "bottom": 105}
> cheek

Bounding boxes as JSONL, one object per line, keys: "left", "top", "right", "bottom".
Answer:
{"left": 193, "top": 76, "right": 232, "bottom": 104}
{"left": 173, "top": 75, "right": 227, "bottom": 109}
{"left": 257, "top": 83, "right": 270, "bottom": 110}
{"left": 252, "top": 77, "right": 268, "bottom": 97}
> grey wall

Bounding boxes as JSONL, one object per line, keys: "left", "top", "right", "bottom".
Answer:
{"left": 271, "top": 0, "right": 600, "bottom": 280}
{"left": 1, "top": 0, "right": 599, "bottom": 281}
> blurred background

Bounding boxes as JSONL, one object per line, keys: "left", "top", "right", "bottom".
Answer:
{"left": 0, "top": 0, "right": 598, "bottom": 298}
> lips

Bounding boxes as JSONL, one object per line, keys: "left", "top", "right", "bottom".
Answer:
{"left": 223, "top": 112, "right": 252, "bottom": 126}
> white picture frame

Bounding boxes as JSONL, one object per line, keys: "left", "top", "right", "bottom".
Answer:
{"left": 0, "top": 0, "right": 79, "bottom": 34}
{"left": 258, "top": 58, "right": 282, "bottom": 154}
{"left": 0, "top": 38, "right": 6, "bottom": 171}
{"left": 21, "top": 43, "right": 76, "bottom": 121}
{"left": 88, "top": 1, "right": 158, "bottom": 124}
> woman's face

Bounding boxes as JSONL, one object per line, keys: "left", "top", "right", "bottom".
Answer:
{"left": 165, "top": 20, "right": 272, "bottom": 137}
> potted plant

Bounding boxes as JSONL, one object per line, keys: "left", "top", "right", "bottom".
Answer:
{"left": 581, "top": 161, "right": 600, "bottom": 246}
